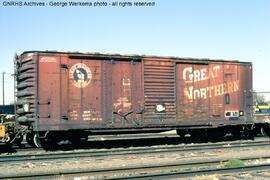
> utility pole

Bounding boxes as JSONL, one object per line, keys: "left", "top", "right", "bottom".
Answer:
{"left": 2, "top": 72, "right": 5, "bottom": 105}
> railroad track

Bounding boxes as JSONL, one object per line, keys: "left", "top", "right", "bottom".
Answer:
{"left": 0, "top": 139, "right": 270, "bottom": 163}
{"left": 1, "top": 155, "right": 270, "bottom": 179}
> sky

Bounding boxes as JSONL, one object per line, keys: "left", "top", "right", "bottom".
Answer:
{"left": 0, "top": 0, "right": 270, "bottom": 104}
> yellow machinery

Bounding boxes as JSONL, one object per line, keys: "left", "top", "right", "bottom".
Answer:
{"left": 255, "top": 102, "right": 270, "bottom": 114}
{"left": 0, "top": 114, "right": 16, "bottom": 143}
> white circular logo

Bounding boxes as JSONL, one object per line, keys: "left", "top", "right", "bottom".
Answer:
{"left": 69, "top": 63, "right": 92, "bottom": 88}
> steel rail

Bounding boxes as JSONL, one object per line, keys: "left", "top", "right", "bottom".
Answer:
{"left": 1, "top": 156, "right": 270, "bottom": 179}
{"left": 0, "top": 139, "right": 270, "bottom": 163}
{"left": 106, "top": 161, "right": 270, "bottom": 180}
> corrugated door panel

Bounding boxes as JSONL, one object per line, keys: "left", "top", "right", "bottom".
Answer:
{"left": 143, "top": 60, "right": 176, "bottom": 125}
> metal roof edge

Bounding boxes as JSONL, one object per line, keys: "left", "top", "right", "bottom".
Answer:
{"left": 20, "top": 50, "right": 252, "bottom": 64}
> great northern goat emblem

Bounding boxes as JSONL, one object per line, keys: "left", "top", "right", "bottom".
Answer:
{"left": 70, "top": 63, "right": 92, "bottom": 88}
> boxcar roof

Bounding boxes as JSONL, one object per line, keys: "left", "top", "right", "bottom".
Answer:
{"left": 20, "top": 51, "right": 252, "bottom": 65}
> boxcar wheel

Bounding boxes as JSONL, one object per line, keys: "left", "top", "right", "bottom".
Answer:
{"left": 253, "top": 125, "right": 264, "bottom": 136}
{"left": 33, "top": 134, "right": 42, "bottom": 148}
{"left": 13, "top": 135, "right": 24, "bottom": 145}
{"left": 26, "top": 132, "right": 48, "bottom": 148}
{"left": 33, "top": 133, "right": 56, "bottom": 149}
{"left": 260, "top": 127, "right": 266, "bottom": 136}
{"left": 26, "top": 133, "right": 35, "bottom": 147}
{"left": 263, "top": 124, "right": 270, "bottom": 137}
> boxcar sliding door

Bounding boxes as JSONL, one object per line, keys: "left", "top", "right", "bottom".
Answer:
{"left": 61, "top": 58, "right": 103, "bottom": 129}
{"left": 105, "top": 60, "right": 143, "bottom": 127}
{"left": 176, "top": 63, "right": 210, "bottom": 125}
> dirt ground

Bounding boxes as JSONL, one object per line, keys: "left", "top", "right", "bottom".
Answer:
{"left": 1, "top": 138, "right": 270, "bottom": 179}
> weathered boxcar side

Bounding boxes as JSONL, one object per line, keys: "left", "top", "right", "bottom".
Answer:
{"left": 15, "top": 51, "right": 253, "bottom": 146}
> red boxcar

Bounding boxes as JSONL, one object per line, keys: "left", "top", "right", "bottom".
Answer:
{"left": 15, "top": 51, "right": 253, "bottom": 146}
